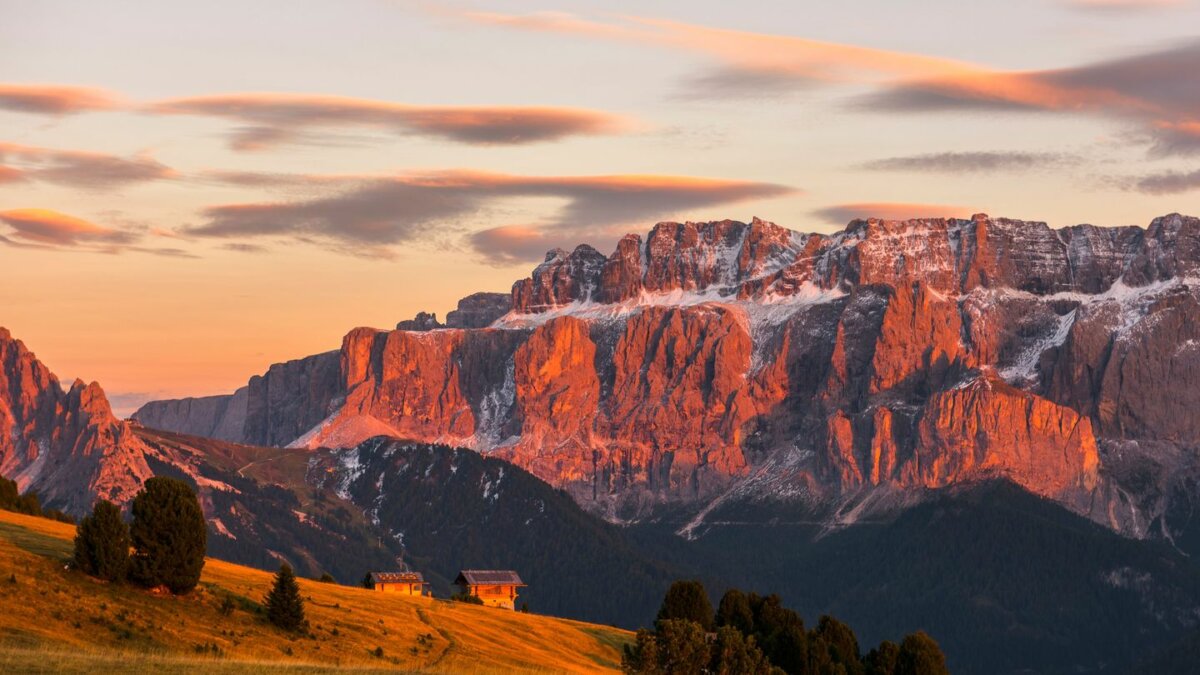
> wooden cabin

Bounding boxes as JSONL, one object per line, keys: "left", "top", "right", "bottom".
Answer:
{"left": 369, "top": 571, "right": 428, "bottom": 597}
{"left": 454, "top": 570, "right": 526, "bottom": 609}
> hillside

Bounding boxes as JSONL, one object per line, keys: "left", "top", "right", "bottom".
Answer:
{"left": 130, "top": 430, "right": 682, "bottom": 629}
{"left": 658, "top": 481, "right": 1200, "bottom": 675}
{"left": 0, "top": 509, "right": 630, "bottom": 673}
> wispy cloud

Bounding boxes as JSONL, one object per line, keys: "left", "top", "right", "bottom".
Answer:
{"left": 1121, "top": 168, "right": 1200, "bottom": 194}
{"left": 0, "top": 208, "right": 134, "bottom": 246}
{"left": 459, "top": 10, "right": 975, "bottom": 97}
{"left": 469, "top": 224, "right": 568, "bottom": 266}
{"left": 146, "top": 93, "right": 634, "bottom": 150}
{"left": 0, "top": 208, "right": 196, "bottom": 257}
{"left": 0, "top": 142, "right": 176, "bottom": 188}
{"left": 813, "top": 202, "right": 978, "bottom": 225}
{"left": 460, "top": 10, "right": 1200, "bottom": 156}
{"left": 863, "top": 41, "right": 1200, "bottom": 156}
{"left": 860, "top": 151, "right": 1079, "bottom": 173}
{"left": 188, "top": 169, "right": 794, "bottom": 259}
{"left": 1065, "top": 0, "right": 1187, "bottom": 10}
{"left": 0, "top": 83, "right": 120, "bottom": 115}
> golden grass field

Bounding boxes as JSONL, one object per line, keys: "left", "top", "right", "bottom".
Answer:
{"left": 0, "top": 509, "right": 631, "bottom": 673}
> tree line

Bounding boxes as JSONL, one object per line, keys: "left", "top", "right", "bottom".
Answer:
{"left": 624, "top": 580, "right": 949, "bottom": 675}
{"left": 71, "top": 475, "right": 307, "bottom": 633}
{"left": 0, "top": 476, "right": 74, "bottom": 523}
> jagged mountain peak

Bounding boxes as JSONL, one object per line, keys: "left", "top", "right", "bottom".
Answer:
{"left": 0, "top": 328, "right": 153, "bottom": 511}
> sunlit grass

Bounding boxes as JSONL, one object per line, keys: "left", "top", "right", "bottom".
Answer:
{"left": 0, "top": 510, "right": 630, "bottom": 673}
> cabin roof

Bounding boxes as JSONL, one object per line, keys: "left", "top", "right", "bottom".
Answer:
{"left": 370, "top": 571, "right": 426, "bottom": 584}
{"left": 455, "top": 570, "right": 526, "bottom": 586}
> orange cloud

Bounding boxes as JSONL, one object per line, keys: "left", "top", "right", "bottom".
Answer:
{"left": 469, "top": 225, "right": 560, "bottom": 266}
{"left": 0, "top": 83, "right": 120, "bottom": 114}
{"left": 0, "top": 208, "right": 129, "bottom": 246}
{"left": 461, "top": 11, "right": 976, "bottom": 86}
{"left": 813, "top": 202, "right": 979, "bottom": 225}
{"left": 0, "top": 142, "right": 176, "bottom": 188}
{"left": 0, "top": 208, "right": 196, "bottom": 257}
{"left": 147, "top": 93, "right": 634, "bottom": 150}
{"left": 0, "top": 165, "right": 23, "bottom": 183}
{"left": 462, "top": 10, "right": 1200, "bottom": 155}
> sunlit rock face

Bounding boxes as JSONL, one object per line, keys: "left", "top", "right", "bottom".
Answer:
{"left": 135, "top": 214, "right": 1200, "bottom": 530}
{"left": 0, "top": 328, "right": 154, "bottom": 512}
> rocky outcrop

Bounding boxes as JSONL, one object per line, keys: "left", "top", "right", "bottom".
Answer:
{"left": 396, "top": 311, "right": 443, "bottom": 331}
{"left": 135, "top": 213, "right": 1200, "bottom": 532}
{"left": 130, "top": 388, "right": 248, "bottom": 443}
{"left": 446, "top": 292, "right": 510, "bottom": 328}
{"left": 135, "top": 351, "right": 340, "bottom": 449}
{"left": 0, "top": 328, "right": 155, "bottom": 512}
{"left": 907, "top": 375, "right": 1100, "bottom": 498}
{"left": 511, "top": 245, "right": 608, "bottom": 313}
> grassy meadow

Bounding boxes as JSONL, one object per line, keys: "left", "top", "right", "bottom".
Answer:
{"left": 0, "top": 510, "right": 630, "bottom": 673}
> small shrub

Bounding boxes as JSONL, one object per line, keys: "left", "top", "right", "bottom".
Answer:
{"left": 373, "top": 646, "right": 384, "bottom": 658}
{"left": 450, "top": 592, "right": 484, "bottom": 605}
{"left": 318, "top": 573, "right": 336, "bottom": 583}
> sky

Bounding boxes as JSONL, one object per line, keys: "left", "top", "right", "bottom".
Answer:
{"left": 2, "top": 0, "right": 1198, "bottom": 415}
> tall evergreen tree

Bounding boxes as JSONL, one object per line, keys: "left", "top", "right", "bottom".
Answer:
{"left": 895, "top": 632, "right": 949, "bottom": 675}
{"left": 622, "top": 628, "right": 663, "bottom": 674}
{"left": 711, "top": 625, "right": 773, "bottom": 675}
{"left": 655, "top": 619, "right": 711, "bottom": 674}
{"left": 265, "top": 563, "right": 307, "bottom": 632}
{"left": 655, "top": 580, "right": 714, "bottom": 631}
{"left": 0, "top": 477, "right": 18, "bottom": 510}
{"left": 73, "top": 500, "right": 130, "bottom": 582}
{"left": 129, "top": 476, "right": 207, "bottom": 594}
{"left": 14, "top": 491, "right": 40, "bottom": 516}
{"left": 717, "top": 588, "right": 755, "bottom": 635}
{"left": 815, "top": 615, "right": 864, "bottom": 675}
{"left": 865, "top": 641, "right": 900, "bottom": 675}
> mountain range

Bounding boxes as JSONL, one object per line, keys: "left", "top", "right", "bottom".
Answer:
{"left": 5, "top": 211, "right": 1200, "bottom": 673}
{"left": 135, "top": 212, "right": 1200, "bottom": 541}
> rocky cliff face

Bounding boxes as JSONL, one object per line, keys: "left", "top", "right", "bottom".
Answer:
{"left": 135, "top": 213, "right": 1200, "bottom": 532}
{"left": 0, "top": 329, "right": 155, "bottom": 512}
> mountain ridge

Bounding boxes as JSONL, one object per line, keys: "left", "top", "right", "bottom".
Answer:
{"left": 130, "top": 212, "right": 1200, "bottom": 541}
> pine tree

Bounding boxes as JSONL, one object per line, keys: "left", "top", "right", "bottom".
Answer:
{"left": 73, "top": 500, "right": 130, "bottom": 582}
{"left": 265, "top": 563, "right": 307, "bottom": 632}
{"left": 15, "top": 491, "right": 41, "bottom": 516}
{"left": 716, "top": 588, "right": 755, "bottom": 635}
{"left": 655, "top": 580, "right": 714, "bottom": 631}
{"left": 865, "top": 641, "right": 900, "bottom": 675}
{"left": 711, "top": 626, "right": 772, "bottom": 675}
{"left": 815, "top": 614, "right": 864, "bottom": 675}
{"left": 622, "top": 628, "right": 663, "bottom": 674}
{"left": 129, "top": 477, "right": 207, "bottom": 594}
{"left": 0, "top": 477, "right": 18, "bottom": 510}
{"left": 895, "top": 632, "right": 949, "bottom": 675}
{"left": 655, "top": 619, "right": 711, "bottom": 674}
